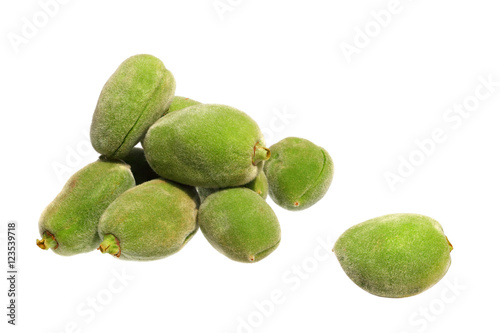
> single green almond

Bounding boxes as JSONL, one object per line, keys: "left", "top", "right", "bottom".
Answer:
{"left": 197, "top": 170, "right": 269, "bottom": 202}
{"left": 98, "top": 179, "right": 199, "bottom": 261}
{"left": 198, "top": 188, "right": 280, "bottom": 263}
{"left": 264, "top": 137, "right": 333, "bottom": 211}
{"left": 143, "top": 104, "right": 270, "bottom": 188}
{"left": 90, "top": 54, "right": 176, "bottom": 159}
{"left": 37, "top": 157, "right": 135, "bottom": 256}
{"left": 120, "top": 147, "right": 159, "bottom": 185}
{"left": 333, "top": 213, "right": 453, "bottom": 298}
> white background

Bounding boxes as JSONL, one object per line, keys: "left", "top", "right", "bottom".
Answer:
{"left": 1, "top": 0, "right": 499, "bottom": 332}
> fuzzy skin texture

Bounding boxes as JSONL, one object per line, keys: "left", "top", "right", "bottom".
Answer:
{"left": 143, "top": 104, "right": 267, "bottom": 188}
{"left": 121, "top": 147, "right": 159, "bottom": 185}
{"left": 91, "top": 54, "right": 176, "bottom": 159}
{"left": 264, "top": 137, "right": 333, "bottom": 211}
{"left": 98, "top": 179, "right": 199, "bottom": 261}
{"left": 198, "top": 188, "right": 280, "bottom": 263}
{"left": 164, "top": 96, "right": 200, "bottom": 115}
{"left": 142, "top": 96, "right": 201, "bottom": 145}
{"left": 38, "top": 158, "right": 135, "bottom": 256}
{"left": 333, "top": 214, "right": 453, "bottom": 298}
{"left": 197, "top": 170, "right": 268, "bottom": 202}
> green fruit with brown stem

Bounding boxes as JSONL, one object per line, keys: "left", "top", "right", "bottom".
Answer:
{"left": 198, "top": 188, "right": 280, "bottom": 263}
{"left": 98, "top": 179, "right": 199, "bottom": 261}
{"left": 333, "top": 213, "right": 453, "bottom": 298}
{"left": 143, "top": 104, "right": 270, "bottom": 188}
{"left": 264, "top": 137, "right": 333, "bottom": 211}
{"left": 90, "top": 54, "right": 176, "bottom": 159}
{"left": 37, "top": 158, "right": 135, "bottom": 256}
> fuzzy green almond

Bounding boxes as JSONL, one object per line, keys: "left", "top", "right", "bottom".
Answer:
{"left": 98, "top": 179, "right": 199, "bottom": 261}
{"left": 198, "top": 188, "right": 280, "bottom": 263}
{"left": 333, "top": 213, "right": 453, "bottom": 298}
{"left": 37, "top": 157, "right": 135, "bottom": 256}
{"left": 264, "top": 137, "right": 333, "bottom": 211}
{"left": 143, "top": 104, "right": 270, "bottom": 188}
{"left": 90, "top": 54, "right": 176, "bottom": 159}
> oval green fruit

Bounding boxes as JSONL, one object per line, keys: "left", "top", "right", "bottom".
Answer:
{"left": 143, "top": 104, "right": 270, "bottom": 188}
{"left": 98, "top": 179, "right": 199, "bottom": 261}
{"left": 121, "top": 147, "right": 159, "bottom": 185}
{"left": 264, "top": 137, "right": 333, "bottom": 211}
{"left": 37, "top": 158, "right": 135, "bottom": 256}
{"left": 90, "top": 54, "right": 176, "bottom": 159}
{"left": 333, "top": 213, "right": 453, "bottom": 298}
{"left": 198, "top": 188, "right": 280, "bottom": 263}
{"left": 197, "top": 170, "right": 268, "bottom": 202}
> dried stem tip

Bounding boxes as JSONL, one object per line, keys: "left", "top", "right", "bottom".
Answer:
{"left": 98, "top": 234, "right": 121, "bottom": 257}
{"left": 253, "top": 143, "right": 271, "bottom": 165}
{"left": 446, "top": 236, "right": 453, "bottom": 252}
{"left": 36, "top": 231, "right": 58, "bottom": 250}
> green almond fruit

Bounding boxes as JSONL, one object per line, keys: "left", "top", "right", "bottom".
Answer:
{"left": 333, "top": 213, "right": 453, "bottom": 298}
{"left": 264, "top": 137, "right": 333, "bottom": 211}
{"left": 98, "top": 179, "right": 199, "bottom": 261}
{"left": 198, "top": 188, "right": 280, "bottom": 263}
{"left": 143, "top": 104, "right": 270, "bottom": 188}
{"left": 164, "top": 96, "right": 201, "bottom": 115}
{"left": 37, "top": 158, "right": 135, "bottom": 256}
{"left": 91, "top": 54, "right": 176, "bottom": 159}
{"left": 197, "top": 170, "right": 268, "bottom": 202}
{"left": 121, "top": 147, "right": 159, "bottom": 185}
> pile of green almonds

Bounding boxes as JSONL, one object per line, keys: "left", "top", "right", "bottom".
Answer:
{"left": 37, "top": 54, "right": 453, "bottom": 299}
{"left": 37, "top": 54, "right": 333, "bottom": 264}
